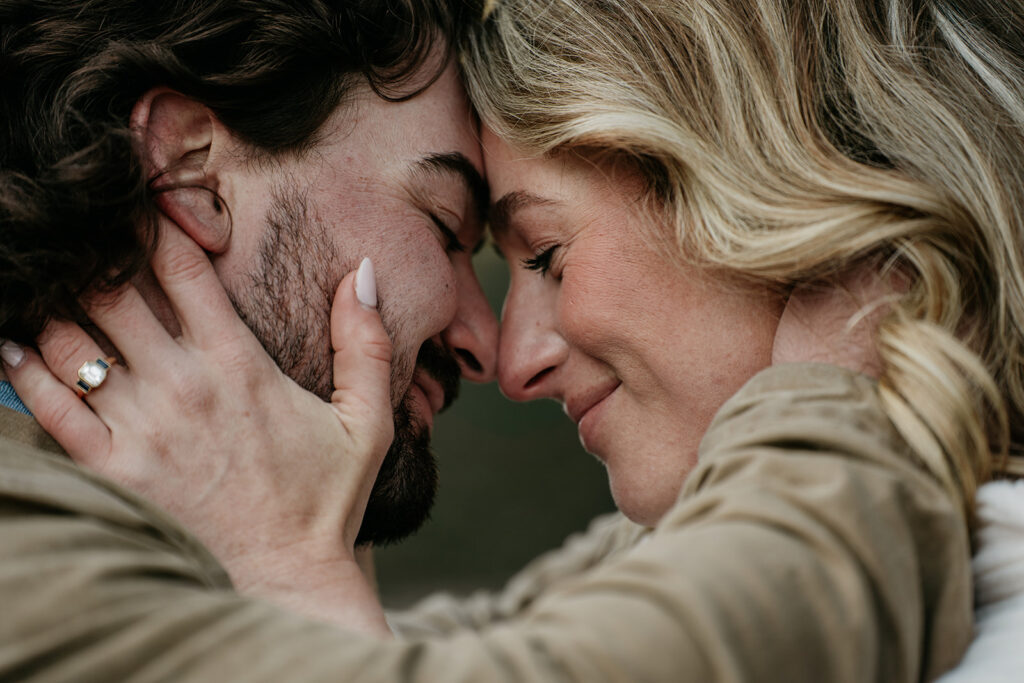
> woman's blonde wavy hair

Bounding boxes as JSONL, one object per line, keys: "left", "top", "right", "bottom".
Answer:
{"left": 460, "top": 0, "right": 1024, "bottom": 516}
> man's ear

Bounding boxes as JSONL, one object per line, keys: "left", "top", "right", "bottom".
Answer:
{"left": 131, "top": 88, "right": 232, "bottom": 253}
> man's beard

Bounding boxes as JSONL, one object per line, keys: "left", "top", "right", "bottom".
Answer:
{"left": 228, "top": 184, "right": 460, "bottom": 546}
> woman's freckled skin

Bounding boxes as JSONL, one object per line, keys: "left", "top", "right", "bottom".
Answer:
{"left": 486, "top": 129, "right": 784, "bottom": 525}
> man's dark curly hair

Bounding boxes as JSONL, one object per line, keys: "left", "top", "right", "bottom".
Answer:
{"left": 0, "top": 0, "right": 475, "bottom": 342}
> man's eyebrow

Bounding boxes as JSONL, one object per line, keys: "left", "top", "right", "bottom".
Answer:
{"left": 415, "top": 152, "right": 490, "bottom": 223}
{"left": 489, "top": 190, "right": 556, "bottom": 239}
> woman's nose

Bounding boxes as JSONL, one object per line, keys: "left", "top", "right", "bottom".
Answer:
{"left": 497, "top": 278, "right": 566, "bottom": 402}
{"left": 441, "top": 261, "right": 498, "bottom": 383}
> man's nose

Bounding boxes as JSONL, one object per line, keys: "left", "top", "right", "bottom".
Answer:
{"left": 441, "top": 262, "right": 498, "bottom": 382}
{"left": 497, "top": 278, "right": 566, "bottom": 402}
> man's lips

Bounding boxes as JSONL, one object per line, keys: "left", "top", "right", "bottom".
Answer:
{"left": 412, "top": 370, "right": 445, "bottom": 415}
{"left": 565, "top": 381, "right": 621, "bottom": 424}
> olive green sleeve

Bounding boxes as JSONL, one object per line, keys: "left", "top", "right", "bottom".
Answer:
{"left": 0, "top": 364, "right": 972, "bottom": 681}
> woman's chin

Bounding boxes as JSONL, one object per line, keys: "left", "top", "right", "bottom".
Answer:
{"left": 602, "top": 440, "right": 700, "bottom": 527}
{"left": 607, "top": 475, "right": 678, "bottom": 528}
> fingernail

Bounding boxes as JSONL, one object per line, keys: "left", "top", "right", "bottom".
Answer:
{"left": 355, "top": 257, "right": 378, "bottom": 308}
{"left": 1, "top": 341, "right": 25, "bottom": 368}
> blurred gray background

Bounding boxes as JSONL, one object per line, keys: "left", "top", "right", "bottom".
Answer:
{"left": 376, "top": 248, "right": 616, "bottom": 607}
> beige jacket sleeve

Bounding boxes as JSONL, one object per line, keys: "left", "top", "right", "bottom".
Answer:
{"left": 387, "top": 512, "right": 649, "bottom": 638}
{"left": 0, "top": 364, "right": 972, "bottom": 681}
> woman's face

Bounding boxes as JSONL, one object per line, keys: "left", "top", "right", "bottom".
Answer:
{"left": 485, "top": 130, "right": 784, "bottom": 525}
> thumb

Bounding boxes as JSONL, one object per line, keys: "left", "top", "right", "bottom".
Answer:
{"left": 330, "top": 258, "right": 395, "bottom": 454}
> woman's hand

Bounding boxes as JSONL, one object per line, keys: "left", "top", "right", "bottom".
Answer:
{"left": 1, "top": 222, "right": 394, "bottom": 634}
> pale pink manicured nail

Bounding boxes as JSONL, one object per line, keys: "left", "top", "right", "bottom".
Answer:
{"left": 355, "top": 257, "right": 377, "bottom": 308}
{"left": 0, "top": 341, "right": 25, "bottom": 368}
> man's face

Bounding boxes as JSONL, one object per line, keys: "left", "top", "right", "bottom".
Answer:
{"left": 215, "top": 63, "right": 495, "bottom": 545}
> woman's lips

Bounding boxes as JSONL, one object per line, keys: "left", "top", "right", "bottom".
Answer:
{"left": 566, "top": 381, "right": 620, "bottom": 424}
{"left": 566, "top": 382, "right": 621, "bottom": 452}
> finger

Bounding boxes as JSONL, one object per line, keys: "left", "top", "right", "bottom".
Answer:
{"left": 2, "top": 341, "right": 112, "bottom": 466}
{"left": 330, "top": 258, "right": 394, "bottom": 450}
{"left": 36, "top": 319, "right": 128, "bottom": 408}
{"left": 83, "top": 283, "right": 177, "bottom": 368}
{"left": 37, "top": 319, "right": 112, "bottom": 389}
{"left": 150, "top": 222, "right": 246, "bottom": 343}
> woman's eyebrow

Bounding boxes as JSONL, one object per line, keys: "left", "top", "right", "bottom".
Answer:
{"left": 489, "top": 190, "right": 556, "bottom": 239}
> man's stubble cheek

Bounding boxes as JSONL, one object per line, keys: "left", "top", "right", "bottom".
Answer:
{"left": 230, "top": 184, "right": 424, "bottom": 404}
{"left": 229, "top": 184, "right": 339, "bottom": 401}
{"left": 223, "top": 183, "right": 439, "bottom": 546}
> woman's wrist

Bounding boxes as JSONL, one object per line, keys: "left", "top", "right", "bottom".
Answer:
{"left": 226, "top": 539, "right": 391, "bottom": 636}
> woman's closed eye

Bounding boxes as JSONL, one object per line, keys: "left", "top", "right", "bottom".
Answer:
{"left": 521, "top": 244, "right": 559, "bottom": 277}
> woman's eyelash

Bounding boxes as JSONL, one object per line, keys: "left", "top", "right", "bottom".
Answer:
{"left": 521, "top": 245, "right": 558, "bottom": 275}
